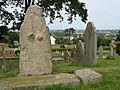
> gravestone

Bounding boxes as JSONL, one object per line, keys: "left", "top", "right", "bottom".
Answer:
{"left": 20, "top": 5, "right": 52, "bottom": 76}
{"left": 75, "top": 40, "right": 84, "bottom": 64}
{"left": 71, "top": 47, "right": 76, "bottom": 64}
{"left": 64, "top": 50, "right": 70, "bottom": 63}
{"left": 71, "top": 41, "right": 84, "bottom": 64}
{"left": 84, "top": 22, "right": 97, "bottom": 65}
{"left": 4, "top": 48, "right": 15, "bottom": 58}
{"left": 110, "top": 40, "right": 116, "bottom": 57}
{"left": 98, "top": 46, "right": 103, "bottom": 59}
{"left": 0, "top": 43, "right": 8, "bottom": 57}
{"left": 110, "top": 45, "right": 114, "bottom": 57}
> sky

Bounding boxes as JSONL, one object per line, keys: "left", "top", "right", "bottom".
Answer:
{"left": 47, "top": 0, "right": 120, "bottom": 30}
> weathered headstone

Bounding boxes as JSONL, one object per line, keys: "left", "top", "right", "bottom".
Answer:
{"left": 4, "top": 48, "right": 15, "bottom": 58}
{"left": 84, "top": 22, "right": 97, "bottom": 65}
{"left": 110, "top": 45, "right": 114, "bottom": 57}
{"left": 0, "top": 43, "right": 8, "bottom": 57}
{"left": 110, "top": 40, "right": 116, "bottom": 57}
{"left": 74, "top": 40, "right": 84, "bottom": 64}
{"left": 75, "top": 40, "right": 84, "bottom": 64}
{"left": 64, "top": 50, "right": 70, "bottom": 63}
{"left": 98, "top": 46, "right": 103, "bottom": 59}
{"left": 71, "top": 40, "right": 84, "bottom": 64}
{"left": 20, "top": 5, "right": 52, "bottom": 76}
{"left": 71, "top": 47, "right": 76, "bottom": 64}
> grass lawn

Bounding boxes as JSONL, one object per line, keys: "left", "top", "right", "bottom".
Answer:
{"left": 0, "top": 56, "right": 120, "bottom": 90}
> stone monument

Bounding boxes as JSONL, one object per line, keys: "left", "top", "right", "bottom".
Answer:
{"left": 20, "top": 5, "right": 52, "bottom": 75}
{"left": 84, "top": 22, "right": 97, "bottom": 65}
{"left": 98, "top": 46, "right": 103, "bottom": 59}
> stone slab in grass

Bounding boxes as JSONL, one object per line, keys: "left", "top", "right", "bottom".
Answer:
{"left": 75, "top": 69, "right": 102, "bottom": 85}
{"left": 0, "top": 73, "right": 80, "bottom": 89}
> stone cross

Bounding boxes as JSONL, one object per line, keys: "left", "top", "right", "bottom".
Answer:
{"left": 84, "top": 22, "right": 97, "bottom": 65}
{"left": 20, "top": 5, "right": 52, "bottom": 76}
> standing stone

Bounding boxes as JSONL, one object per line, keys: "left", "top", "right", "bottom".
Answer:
{"left": 64, "top": 50, "right": 70, "bottom": 63}
{"left": 71, "top": 40, "right": 84, "bottom": 64}
{"left": 76, "top": 40, "right": 84, "bottom": 64}
{"left": 98, "top": 46, "right": 103, "bottom": 59}
{"left": 20, "top": 5, "right": 52, "bottom": 76}
{"left": 84, "top": 22, "right": 97, "bottom": 65}
{"left": 110, "top": 45, "right": 114, "bottom": 57}
{"left": 110, "top": 40, "right": 116, "bottom": 57}
{"left": 0, "top": 43, "right": 8, "bottom": 57}
{"left": 71, "top": 47, "right": 76, "bottom": 64}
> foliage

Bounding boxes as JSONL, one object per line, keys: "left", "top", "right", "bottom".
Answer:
{"left": 116, "top": 31, "right": 120, "bottom": 55}
{"left": 7, "top": 31, "right": 19, "bottom": 47}
{"left": 71, "top": 37, "right": 84, "bottom": 44}
{"left": 0, "top": 0, "right": 88, "bottom": 30}
{"left": 0, "top": 26, "right": 9, "bottom": 43}
{"left": 97, "top": 35, "right": 111, "bottom": 47}
{"left": 103, "top": 46, "right": 110, "bottom": 50}
{"left": 0, "top": 26, "right": 19, "bottom": 47}
{"left": 52, "top": 48, "right": 71, "bottom": 52}
{"left": 55, "top": 37, "right": 70, "bottom": 44}
{"left": 63, "top": 28, "right": 75, "bottom": 36}
{"left": 60, "top": 44, "right": 65, "bottom": 48}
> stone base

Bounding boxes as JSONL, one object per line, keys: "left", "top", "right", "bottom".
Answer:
{"left": 0, "top": 73, "right": 80, "bottom": 89}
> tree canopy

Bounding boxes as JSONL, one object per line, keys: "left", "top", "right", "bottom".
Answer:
{"left": 0, "top": 0, "right": 88, "bottom": 30}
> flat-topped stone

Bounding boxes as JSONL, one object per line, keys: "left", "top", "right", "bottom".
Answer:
{"left": 0, "top": 73, "right": 80, "bottom": 89}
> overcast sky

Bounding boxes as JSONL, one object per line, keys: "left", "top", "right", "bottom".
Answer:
{"left": 47, "top": 0, "right": 120, "bottom": 30}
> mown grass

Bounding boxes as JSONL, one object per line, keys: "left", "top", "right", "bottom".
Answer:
{"left": 51, "top": 55, "right": 120, "bottom": 90}
{"left": 0, "top": 59, "right": 19, "bottom": 79}
{"left": 0, "top": 56, "right": 120, "bottom": 90}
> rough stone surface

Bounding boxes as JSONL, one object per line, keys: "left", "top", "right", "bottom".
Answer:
{"left": 0, "top": 43, "right": 8, "bottom": 57}
{"left": 20, "top": 5, "right": 52, "bottom": 76}
{"left": 64, "top": 50, "right": 70, "bottom": 63}
{"left": 0, "top": 73, "right": 80, "bottom": 89}
{"left": 84, "top": 22, "right": 97, "bottom": 65}
{"left": 4, "top": 48, "right": 15, "bottom": 58}
{"left": 110, "top": 45, "right": 114, "bottom": 57}
{"left": 98, "top": 46, "right": 103, "bottom": 59}
{"left": 71, "top": 47, "right": 76, "bottom": 63}
{"left": 75, "top": 69, "right": 102, "bottom": 85}
{"left": 75, "top": 40, "right": 84, "bottom": 64}
{"left": 72, "top": 41, "right": 84, "bottom": 64}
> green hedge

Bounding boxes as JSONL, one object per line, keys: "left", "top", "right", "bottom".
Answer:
{"left": 103, "top": 47, "right": 110, "bottom": 50}
{"left": 14, "top": 48, "right": 72, "bottom": 53}
{"left": 52, "top": 48, "right": 72, "bottom": 52}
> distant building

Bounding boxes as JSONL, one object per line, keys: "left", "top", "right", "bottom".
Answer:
{"left": 50, "top": 36, "right": 56, "bottom": 45}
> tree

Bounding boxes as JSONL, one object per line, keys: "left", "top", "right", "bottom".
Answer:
{"left": 97, "top": 35, "right": 111, "bottom": 47}
{"left": 116, "top": 31, "right": 120, "bottom": 55}
{"left": 63, "top": 28, "right": 76, "bottom": 41}
{"left": 7, "top": 31, "right": 19, "bottom": 47}
{"left": 0, "top": 26, "right": 9, "bottom": 43}
{"left": 0, "top": 0, "right": 88, "bottom": 30}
